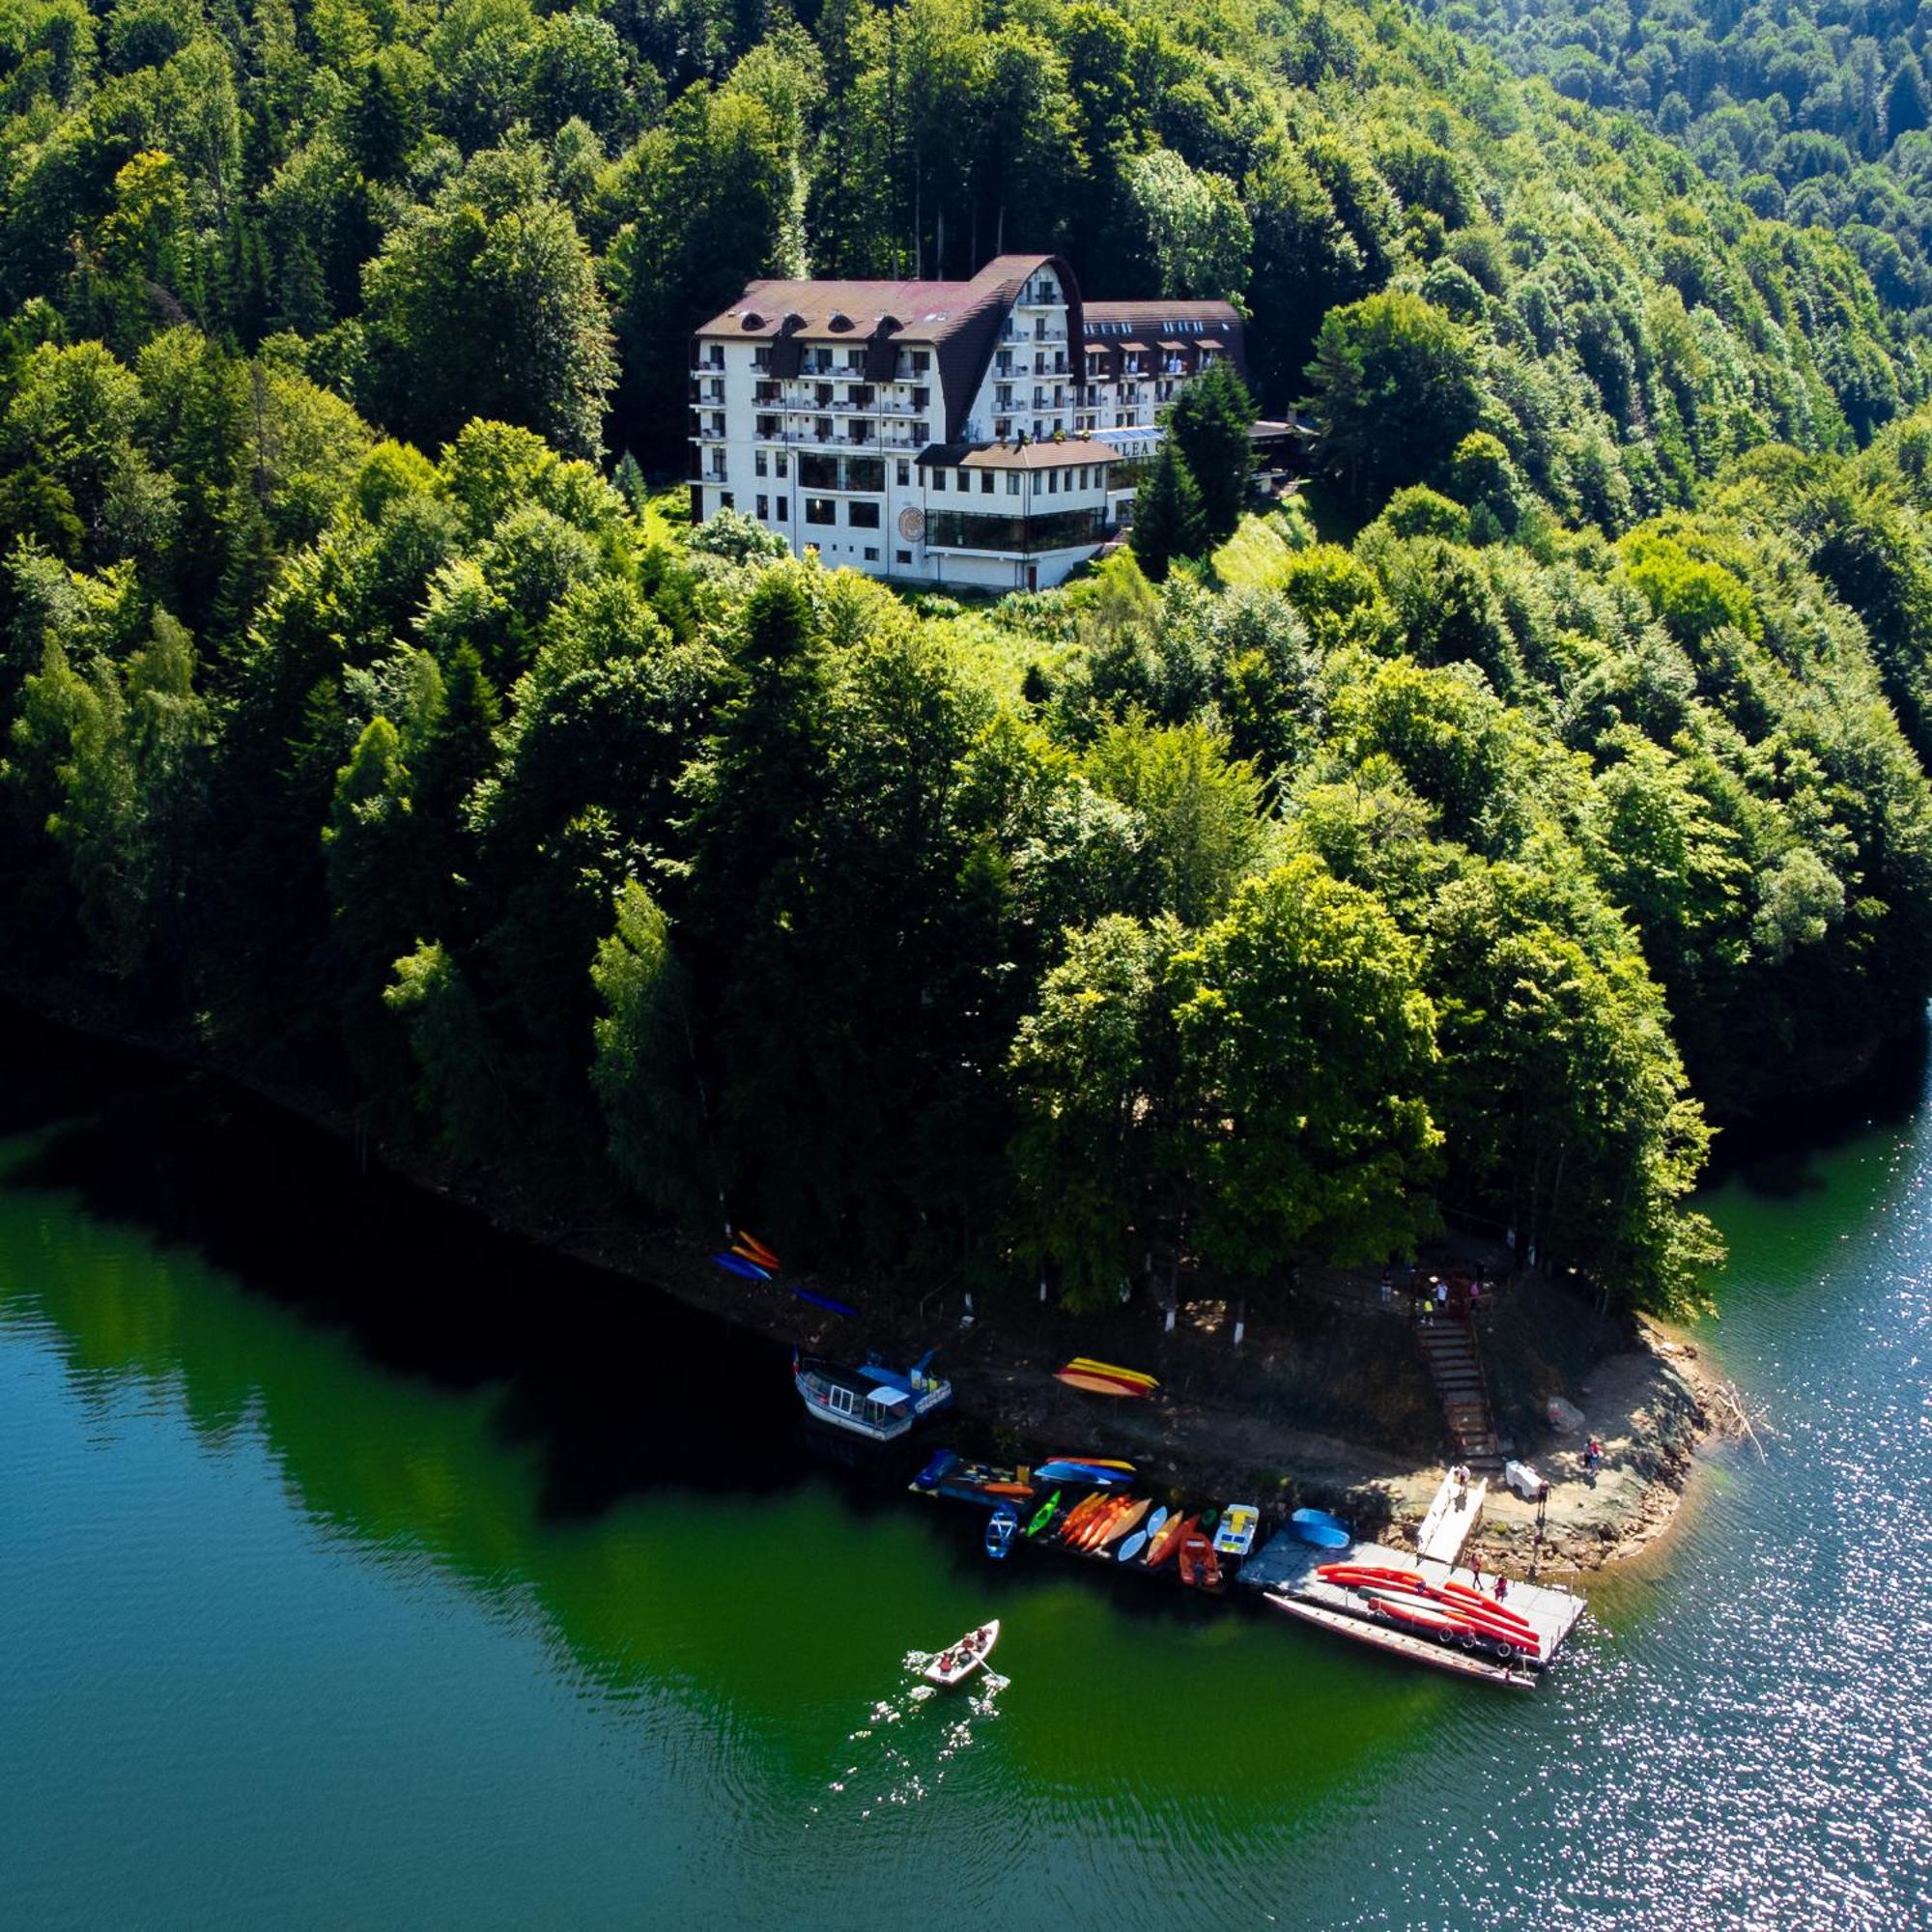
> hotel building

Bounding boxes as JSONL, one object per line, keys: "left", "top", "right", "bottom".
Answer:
{"left": 689, "top": 254, "right": 1246, "bottom": 591}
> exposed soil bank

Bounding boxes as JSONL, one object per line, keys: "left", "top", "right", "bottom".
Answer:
{"left": 4, "top": 980, "right": 1712, "bottom": 1578}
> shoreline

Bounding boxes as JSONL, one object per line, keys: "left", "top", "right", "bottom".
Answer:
{"left": 7, "top": 979, "right": 1715, "bottom": 1579}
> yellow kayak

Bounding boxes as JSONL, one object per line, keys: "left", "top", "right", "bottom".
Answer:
{"left": 1063, "top": 1357, "right": 1160, "bottom": 1391}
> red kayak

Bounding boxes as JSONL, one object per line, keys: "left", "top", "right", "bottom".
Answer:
{"left": 1370, "top": 1593, "right": 1472, "bottom": 1637}
{"left": 1320, "top": 1563, "right": 1537, "bottom": 1634}
{"left": 1356, "top": 1581, "right": 1537, "bottom": 1651}
{"left": 1321, "top": 1563, "right": 1541, "bottom": 1655}
{"left": 1437, "top": 1577, "right": 1537, "bottom": 1632}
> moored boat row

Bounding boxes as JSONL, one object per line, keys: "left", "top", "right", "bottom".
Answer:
{"left": 791, "top": 1350, "right": 1582, "bottom": 1688}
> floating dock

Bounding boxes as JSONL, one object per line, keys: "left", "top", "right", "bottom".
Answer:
{"left": 1238, "top": 1531, "right": 1585, "bottom": 1673}
{"left": 1237, "top": 1474, "right": 1584, "bottom": 1684}
{"left": 909, "top": 1454, "right": 1586, "bottom": 1688}
{"left": 1264, "top": 1591, "right": 1538, "bottom": 1689}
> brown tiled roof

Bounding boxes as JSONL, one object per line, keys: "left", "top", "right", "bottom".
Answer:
{"left": 696, "top": 255, "right": 1085, "bottom": 440}
{"left": 1082, "top": 298, "right": 1243, "bottom": 328}
{"left": 916, "top": 439, "right": 1115, "bottom": 470}
{"left": 1081, "top": 299, "right": 1247, "bottom": 379}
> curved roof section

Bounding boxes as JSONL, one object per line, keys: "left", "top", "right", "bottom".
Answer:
{"left": 696, "top": 255, "right": 1086, "bottom": 441}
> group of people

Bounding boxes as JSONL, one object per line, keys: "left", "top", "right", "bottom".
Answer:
{"left": 1378, "top": 1262, "right": 1492, "bottom": 1325}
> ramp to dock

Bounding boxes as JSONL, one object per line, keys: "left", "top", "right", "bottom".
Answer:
{"left": 1416, "top": 1469, "right": 1486, "bottom": 1566}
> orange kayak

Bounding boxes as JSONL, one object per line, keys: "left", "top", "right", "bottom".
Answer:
{"left": 1055, "top": 1368, "right": 1153, "bottom": 1397}
{"left": 1095, "top": 1496, "right": 1151, "bottom": 1549}
{"left": 1057, "top": 1492, "right": 1107, "bottom": 1545}
{"left": 1079, "top": 1495, "right": 1132, "bottom": 1550}
{"left": 1145, "top": 1511, "right": 1194, "bottom": 1568}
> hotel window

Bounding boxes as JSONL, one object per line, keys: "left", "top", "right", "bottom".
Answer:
{"left": 954, "top": 470, "right": 967, "bottom": 493}
{"left": 776, "top": 453, "right": 789, "bottom": 477}
{"left": 756, "top": 495, "right": 768, "bottom": 520}
{"left": 864, "top": 546, "right": 880, "bottom": 561}
{"left": 776, "top": 497, "right": 788, "bottom": 520}
{"left": 806, "top": 497, "right": 837, "bottom": 526}
{"left": 980, "top": 471, "right": 994, "bottom": 494}
{"left": 929, "top": 469, "right": 943, "bottom": 492}
{"left": 848, "top": 501, "right": 880, "bottom": 528}
{"left": 896, "top": 460, "right": 910, "bottom": 486}
{"left": 1047, "top": 470, "right": 1058, "bottom": 494}
{"left": 1007, "top": 472, "right": 1022, "bottom": 496}
{"left": 911, "top": 351, "right": 930, "bottom": 373}
{"left": 755, "top": 450, "right": 768, "bottom": 477}
{"left": 896, "top": 549, "right": 913, "bottom": 564}
{"left": 753, "top": 347, "right": 771, "bottom": 370}
{"left": 719, "top": 492, "right": 733, "bottom": 509}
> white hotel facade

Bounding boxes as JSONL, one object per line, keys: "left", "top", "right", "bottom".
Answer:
{"left": 689, "top": 254, "right": 1246, "bottom": 591}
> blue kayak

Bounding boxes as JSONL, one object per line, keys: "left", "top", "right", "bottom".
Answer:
{"left": 1291, "top": 1507, "right": 1352, "bottom": 1549}
{"left": 984, "top": 1503, "right": 1019, "bottom": 1559}
{"left": 1037, "top": 1459, "right": 1133, "bottom": 1487}
{"left": 792, "top": 1286, "right": 857, "bottom": 1317}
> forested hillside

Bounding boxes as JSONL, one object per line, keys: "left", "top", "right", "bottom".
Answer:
{"left": 1432, "top": 0, "right": 1932, "bottom": 335}
{"left": 8, "top": 0, "right": 1932, "bottom": 1322}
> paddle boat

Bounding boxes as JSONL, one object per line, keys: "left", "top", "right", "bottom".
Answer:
{"left": 923, "top": 1620, "right": 1001, "bottom": 1689}
{"left": 1212, "top": 1504, "right": 1260, "bottom": 1558}
{"left": 794, "top": 1350, "right": 952, "bottom": 1443}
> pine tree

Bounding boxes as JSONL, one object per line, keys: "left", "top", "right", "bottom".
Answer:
{"left": 1131, "top": 440, "right": 1208, "bottom": 582}
{"left": 1168, "top": 361, "right": 1257, "bottom": 543}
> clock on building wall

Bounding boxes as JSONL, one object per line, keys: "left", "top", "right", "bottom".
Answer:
{"left": 898, "top": 505, "right": 925, "bottom": 543}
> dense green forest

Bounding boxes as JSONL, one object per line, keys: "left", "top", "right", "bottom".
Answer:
{"left": 1432, "top": 0, "right": 1932, "bottom": 336}
{"left": 9, "top": 0, "right": 1932, "bottom": 1322}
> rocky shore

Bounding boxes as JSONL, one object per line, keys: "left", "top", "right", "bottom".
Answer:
{"left": 9, "top": 981, "right": 1718, "bottom": 1581}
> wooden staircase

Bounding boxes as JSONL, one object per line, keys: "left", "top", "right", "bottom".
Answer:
{"left": 1418, "top": 1319, "right": 1500, "bottom": 1466}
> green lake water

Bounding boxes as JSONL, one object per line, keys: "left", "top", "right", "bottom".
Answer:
{"left": 2, "top": 1023, "right": 1929, "bottom": 1929}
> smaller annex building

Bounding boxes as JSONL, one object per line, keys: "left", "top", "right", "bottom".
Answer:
{"left": 690, "top": 255, "right": 1245, "bottom": 590}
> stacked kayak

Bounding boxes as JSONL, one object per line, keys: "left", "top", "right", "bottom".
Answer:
{"left": 1054, "top": 1359, "right": 1159, "bottom": 1398}
{"left": 1036, "top": 1457, "right": 1135, "bottom": 1487}
{"left": 1316, "top": 1562, "right": 1543, "bottom": 1662}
